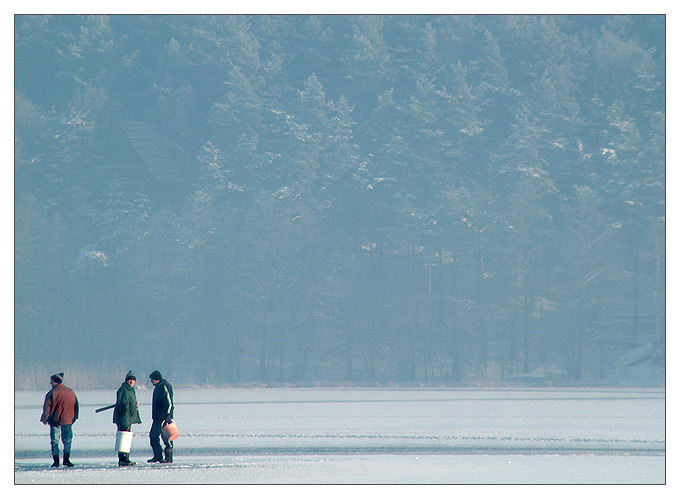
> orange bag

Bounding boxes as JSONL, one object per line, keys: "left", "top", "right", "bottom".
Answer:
{"left": 161, "top": 420, "right": 179, "bottom": 441}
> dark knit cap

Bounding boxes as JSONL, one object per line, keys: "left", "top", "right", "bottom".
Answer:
{"left": 149, "top": 370, "right": 162, "bottom": 381}
{"left": 51, "top": 373, "right": 64, "bottom": 384}
{"left": 125, "top": 371, "right": 136, "bottom": 381}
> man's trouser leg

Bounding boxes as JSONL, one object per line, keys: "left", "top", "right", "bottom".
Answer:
{"left": 161, "top": 430, "right": 173, "bottom": 462}
{"left": 149, "top": 420, "right": 164, "bottom": 461}
{"left": 49, "top": 426, "right": 61, "bottom": 466}
{"left": 60, "top": 424, "right": 73, "bottom": 455}
{"left": 60, "top": 425, "right": 74, "bottom": 466}
{"left": 49, "top": 425, "right": 61, "bottom": 456}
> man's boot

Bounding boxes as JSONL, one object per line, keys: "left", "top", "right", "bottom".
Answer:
{"left": 121, "top": 452, "right": 136, "bottom": 466}
{"left": 51, "top": 454, "right": 60, "bottom": 468}
{"left": 119, "top": 452, "right": 136, "bottom": 466}
{"left": 162, "top": 447, "right": 173, "bottom": 463}
{"left": 147, "top": 454, "right": 163, "bottom": 463}
{"left": 63, "top": 452, "right": 74, "bottom": 467}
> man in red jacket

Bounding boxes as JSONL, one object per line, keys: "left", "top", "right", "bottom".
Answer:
{"left": 40, "top": 373, "right": 79, "bottom": 468}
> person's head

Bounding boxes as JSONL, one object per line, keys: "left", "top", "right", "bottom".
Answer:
{"left": 125, "top": 371, "right": 136, "bottom": 387}
{"left": 149, "top": 370, "right": 162, "bottom": 385}
{"left": 50, "top": 373, "right": 64, "bottom": 387}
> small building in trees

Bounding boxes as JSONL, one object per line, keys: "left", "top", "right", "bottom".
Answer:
{"left": 98, "top": 120, "right": 184, "bottom": 193}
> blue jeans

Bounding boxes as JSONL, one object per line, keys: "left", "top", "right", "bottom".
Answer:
{"left": 49, "top": 425, "right": 73, "bottom": 456}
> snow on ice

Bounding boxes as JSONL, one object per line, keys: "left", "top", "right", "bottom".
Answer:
{"left": 14, "top": 387, "right": 665, "bottom": 484}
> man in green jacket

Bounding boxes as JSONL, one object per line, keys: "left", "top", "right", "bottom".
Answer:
{"left": 113, "top": 371, "right": 142, "bottom": 466}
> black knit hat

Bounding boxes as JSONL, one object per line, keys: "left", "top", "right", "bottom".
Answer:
{"left": 125, "top": 371, "right": 136, "bottom": 381}
{"left": 51, "top": 373, "right": 64, "bottom": 384}
{"left": 149, "top": 370, "right": 162, "bottom": 381}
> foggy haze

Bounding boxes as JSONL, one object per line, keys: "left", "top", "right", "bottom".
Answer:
{"left": 14, "top": 15, "right": 665, "bottom": 388}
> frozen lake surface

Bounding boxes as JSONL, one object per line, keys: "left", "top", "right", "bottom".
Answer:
{"left": 15, "top": 387, "right": 665, "bottom": 484}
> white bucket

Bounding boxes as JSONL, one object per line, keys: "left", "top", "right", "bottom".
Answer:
{"left": 115, "top": 431, "right": 133, "bottom": 453}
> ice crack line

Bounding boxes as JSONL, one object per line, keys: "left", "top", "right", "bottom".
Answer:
{"left": 180, "top": 432, "right": 664, "bottom": 445}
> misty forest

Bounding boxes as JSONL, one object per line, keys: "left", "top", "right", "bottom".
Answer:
{"left": 14, "top": 15, "right": 665, "bottom": 389}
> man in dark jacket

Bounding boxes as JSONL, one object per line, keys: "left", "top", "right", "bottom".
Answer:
{"left": 113, "top": 371, "right": 142, "bottom": 466}
{"left": 40, "top": 373, "right": 79, "bottom": 468}
{"left": 147, "top": 370, "right": 174, "bottom": 463}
